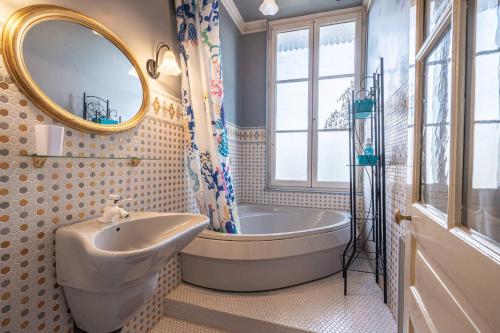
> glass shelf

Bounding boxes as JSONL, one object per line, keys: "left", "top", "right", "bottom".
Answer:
{"left": 347, "top": 163, "right": 381, "bottom": 167}
{"left": 353, "top": 112, "right": 374, "bottom": 119}
{"left": 19, "top": 153, "right": 160, "bottom": 168}
{"left": 354, "top": 114, "right": 375, "bottom": 120}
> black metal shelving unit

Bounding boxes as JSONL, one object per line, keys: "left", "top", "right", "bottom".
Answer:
{"left": 342, "top": 57, "right": 387, "bottom": 303}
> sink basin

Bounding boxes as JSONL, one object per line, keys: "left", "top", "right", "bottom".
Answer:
{"left": 55, "top": 212, "right": 209, "bottom": 333}
{"left": 95, "top": 214, "right": 202, "bottom": 252}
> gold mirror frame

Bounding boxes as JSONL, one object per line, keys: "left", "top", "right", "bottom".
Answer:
{"left": 1, "top": 5, "right": 150, "bottom": 134}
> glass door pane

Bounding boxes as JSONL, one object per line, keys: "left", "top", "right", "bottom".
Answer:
{"left": 275, "top": 132, "right": 308, "bottom": 181}
{"left": 315, "top": 21, "right": 355, "bottom": 185}
{"left": 420, "top": 28, "right": 452, "bottom": 214}
{"left": 464, "top": 0, "right": 500, "bottom": 244}
{"left": 317, "top": 77, "right": 352, "bottom": 127}
{"left": 276, "top": 29, "right": 309, "bottom": 81}
{"left": 318, "top": 22, "right": 356, "bottom": 76}
{"left": 317, "top": 131, "right": 350, "bottom": 182}
{"left": 276, "top": 81, "right": 309, "bottom": 130}
{"left": 425, "top": 0, "right": 451, "bottom": 37}
{"left": 274, "top": 28, "right": 310, "bottom": 183}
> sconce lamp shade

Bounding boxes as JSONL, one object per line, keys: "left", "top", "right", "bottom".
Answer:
{"left": 146, "top": 43, "right": 182, "bottom": 79}
{"left": 259, "top": 0, "right": 279, "bottom": 16}
{"left": 158, "top": 50, "right": 182, "bottom": 76}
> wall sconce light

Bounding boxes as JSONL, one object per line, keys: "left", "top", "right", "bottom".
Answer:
{"left": 146, "top": 42, "right": 182, "bottom": 78}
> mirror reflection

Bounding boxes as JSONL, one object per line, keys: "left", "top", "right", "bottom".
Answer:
{"left": 23, "top": 20, "right": 144, "bottom": 125}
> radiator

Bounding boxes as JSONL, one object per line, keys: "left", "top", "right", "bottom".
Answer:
{"left": 398, "top": 236, "right": 405, "bottom": 333}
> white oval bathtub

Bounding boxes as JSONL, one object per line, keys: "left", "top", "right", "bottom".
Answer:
{"left": 180, "top": 204, "right": 350, "bottom": 291}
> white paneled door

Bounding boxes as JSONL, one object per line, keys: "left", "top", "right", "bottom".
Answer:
{"left": 403, "top": 0, "right": 500, "bottom": 332}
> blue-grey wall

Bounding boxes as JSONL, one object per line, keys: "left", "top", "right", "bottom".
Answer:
{"left": 220, "top": 5, "right": 267, "bottom": 128}
{"left": 239, "top": 31, "right": 267, "bottom": 127}
{"left": 220, "top": 5, "right": 241, "bottom": 125}
{"left": 366, "top": 0, "right": 410, "bottom": 97}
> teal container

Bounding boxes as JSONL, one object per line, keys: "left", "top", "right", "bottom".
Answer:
{"left": 98, "top": 118, "right": 119, "bottom": 125}
{"left": 357, "top": 154, "right": 379, "bottom": 166}
{"left": 353, "top": 98, "right": 374, "bottom": 119}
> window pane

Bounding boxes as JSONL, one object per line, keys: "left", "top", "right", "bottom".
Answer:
{"left": 276, "top": 29, "right": 309, "bottom": 81}
{"left": 464, "top": 0, "right": 500, "bottom": 244}
{"left": 317, "top": 131, "right": 350, "bottom": 182}
{"left": 319, "top": 22, "right": 356, "bottom": 77}
{"left": 420, "top": 29, "right": 451, "bottom": 214}
{"left": 473, "top": 54, "right": 499, "bottom": 121}
{"left": 275, "top": 132, "right": 308, "bottom": 181}
{"left": 425, "top": 0, "right": 450, "bottom": 37}
{"left": 471, "top": 124, "right": 499, "bottom": 189}
{"left": 318, "top": 77, "right": 352, "bottom": 129}
{"left": 468, "top": 123, "right": 500, "bottom": 243}
{"left": 276, "top": 81, "right": 309, "bottom": 130}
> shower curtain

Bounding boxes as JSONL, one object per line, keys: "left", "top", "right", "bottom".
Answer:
{"left": 175, "top": 0, "right": 240, "bottom": 233}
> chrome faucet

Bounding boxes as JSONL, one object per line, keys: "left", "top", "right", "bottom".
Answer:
{"left": 99, "top": 194, "right": 131, "bottom": 223}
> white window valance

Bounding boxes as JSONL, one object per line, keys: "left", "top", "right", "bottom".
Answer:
{"left": 277, "top": 24, "right": 354, "bottom": 52}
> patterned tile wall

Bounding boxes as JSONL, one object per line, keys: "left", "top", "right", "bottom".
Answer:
{"left": 362, "top": 82, "right": 410, "bottom": 319}
{"left": 227, "top": 123, "right": 357, "bottom": 212}
{"left": 0, "top": 51, "right": 196, "bottom": 333}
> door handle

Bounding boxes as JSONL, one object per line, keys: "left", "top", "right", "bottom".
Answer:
{"left": 395, "top": 209, "right": 412, "bottom": 225}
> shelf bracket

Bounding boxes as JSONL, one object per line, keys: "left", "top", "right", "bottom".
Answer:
{"left": 129, "top": 157, "right": 142, "bottom": 167}
{"left": 32, "top": 155, "right": 47, "bottom": 168}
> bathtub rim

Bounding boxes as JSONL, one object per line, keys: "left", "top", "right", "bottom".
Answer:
{"left": 198, "top": 204, "right": 350, "bottom": 242}
{"left": 181, "top": 226, "right": 351, "bottom": 261}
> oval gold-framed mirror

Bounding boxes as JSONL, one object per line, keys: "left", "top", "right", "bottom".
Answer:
{"left": 1, "top": 5, "right": 150, "bottom": 134}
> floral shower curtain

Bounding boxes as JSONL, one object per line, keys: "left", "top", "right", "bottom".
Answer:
{"left": 175, "top": 0, "right": 240, "bottom": 233}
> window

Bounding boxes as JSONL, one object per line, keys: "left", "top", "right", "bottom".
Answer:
{"left": 268, "top": 9, "right": 364, "bottom": 190}
{"left": 413, "top": 0, "right": 454, "bottom": 220}
{"left": 420, "top": 28, "right": 452, "bottom": 215}
{"left": 463, "top": 0, "right": 500, "bottom": 244}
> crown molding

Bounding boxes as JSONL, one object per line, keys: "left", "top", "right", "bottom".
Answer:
{"left": 243, "top": 19, "right": 267, "bottom": 34}
{"left": 220, "top": 0, "right": 267, "bottom": 34}
{"left": 220, "top": 0, "right": 245, "bottom": 32}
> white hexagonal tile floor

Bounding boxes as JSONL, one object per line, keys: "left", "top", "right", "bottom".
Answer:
{"left": 150, "top": 317, "right": 230, "bottom": 333}
{"left": 153, "top": 270, "right": 397, "bottom": 333}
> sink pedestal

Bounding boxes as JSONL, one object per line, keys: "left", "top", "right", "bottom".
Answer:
{"left": 64, "top": 272, "right": 158, "bottom": 333}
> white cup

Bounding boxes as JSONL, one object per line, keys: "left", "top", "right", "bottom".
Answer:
{"left": 35, "top": 124, "right": 65, "bottom": 156}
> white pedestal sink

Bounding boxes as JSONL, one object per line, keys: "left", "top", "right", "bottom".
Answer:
{"left": 55, "top": 212, "right": 209, "bottom": 333}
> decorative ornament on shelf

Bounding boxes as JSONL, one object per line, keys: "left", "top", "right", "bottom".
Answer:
{"left": 259, "top": 0, "right": 279, "bottom": 16}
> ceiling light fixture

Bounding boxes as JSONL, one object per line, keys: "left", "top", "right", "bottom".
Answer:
{"left": 259, "top": 0, "right": 279, "bottom": 16}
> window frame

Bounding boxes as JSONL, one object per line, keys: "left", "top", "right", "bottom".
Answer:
{"left": 267, "top": 7, "right": 366, "bottom": 192}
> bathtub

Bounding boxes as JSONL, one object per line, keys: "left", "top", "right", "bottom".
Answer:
{"left": 180, "top": 204, "right": 350, "bottom": 291}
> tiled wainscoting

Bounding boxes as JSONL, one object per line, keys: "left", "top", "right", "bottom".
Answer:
{"left": 227, "top": 123, "right": 355, "bottom": 211}
{"left": 0, "top": 52, "right": 196, "bottom": 333}
{"left": 362, "top": 82, "right": 410, "bottom": 319}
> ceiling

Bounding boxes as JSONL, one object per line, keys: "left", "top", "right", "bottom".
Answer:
{"left": 232, "top": 0, "right": 364, "bottom": 21}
